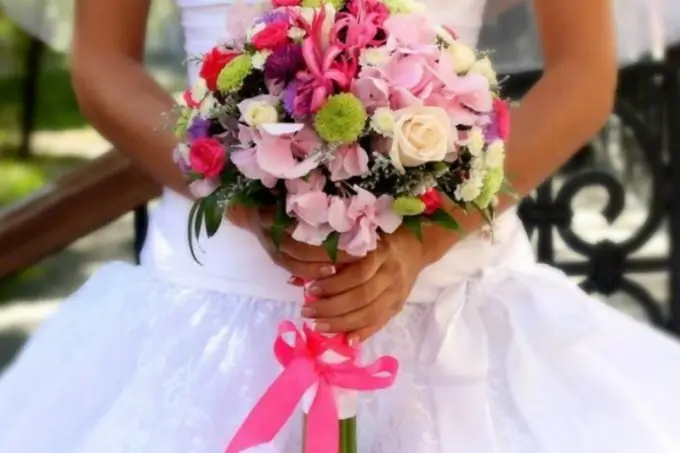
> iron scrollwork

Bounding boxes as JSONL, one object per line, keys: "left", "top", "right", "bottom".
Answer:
{"left": 504, "top": 63, "right": 680, "bottom": 333}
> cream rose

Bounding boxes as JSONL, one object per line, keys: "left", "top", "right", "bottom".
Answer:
{"left": 389, "top": 106, "right": 452, "bottom": 173}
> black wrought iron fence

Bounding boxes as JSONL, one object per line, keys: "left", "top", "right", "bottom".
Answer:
{"left": 504, "top": 62, "right": 680, "bottom": 334}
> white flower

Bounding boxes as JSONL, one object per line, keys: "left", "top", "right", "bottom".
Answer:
{"left": 359, "top": 47, "right": 390, "bottom": 67}
{"left": 470, "top": 56, "right": 498, "bottom": 87}
{"left": 455, "top": 178, "right": 482, "bottom": 202}
{"left": 370, "top": 108, "right": 395, "bottom": 136}
{"left": 251, "top": 50, "right": 272, "bottom": 70}
{"left": 199, "top": 95, "right": 218, "bottom": 116}
{"left": 466, "top": 127, "right": 485, "bottom": 156}
{"left": 238, "top": 95, "right": 279, "bottom": 126}
{"left": 389, "top": 106, "right": 452, "bottom": 173}
{"left": 288, "top": 27, "right": 306, "bottom": 41}
{"left": 485, "top": 140, "right": 505, "bottom": 168}
{"left": 446, "top": 41, "right": 477, "bottom": 73}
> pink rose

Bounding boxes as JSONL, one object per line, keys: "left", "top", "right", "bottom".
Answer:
{"left": 252, "top": 21, "right": 290, "bottom": 51}
{"left": 189, "top": 137, "right": 227, "bottom": 178}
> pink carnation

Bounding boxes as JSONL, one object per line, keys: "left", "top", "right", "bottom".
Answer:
{"left": 189, "top": 137, "right": 227, "bottom": 179}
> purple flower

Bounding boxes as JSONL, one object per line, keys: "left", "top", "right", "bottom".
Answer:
{"left": 264, "top": 43, "right": 304, "bottom": 84}
{"left": 282, "top": 80, "right": 300, "bottom": 116}
{"left": 259, "top": 10, "right": 290, "bottom": 24}
{"left": 187, "top": 116, "right": 210, "bottom": 142}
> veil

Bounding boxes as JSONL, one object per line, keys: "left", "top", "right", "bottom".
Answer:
{"left": 1, "top": 0, "right": 680, "bottom": 77}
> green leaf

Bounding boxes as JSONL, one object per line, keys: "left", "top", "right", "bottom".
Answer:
{"left": 194, "top": 201, "right": 205, "bottom": 239}
{"left": 500, "top": 179, "right": 520, "bottom": 200}
{"left": 429, "top": 208, "right": 460, "bottom": 231}
{"left": 402, "top": 215, "right": 423, "bottom": 241}
{"left": 203, "top": 195, "right": 224, "bottom": 238}
{"left": 323, "top": 232, "right": 340, "bottom": 263}
{"left": 187, "top": 202, "right": 202, "bottom": 265}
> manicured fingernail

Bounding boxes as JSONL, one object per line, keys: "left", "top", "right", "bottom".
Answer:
{"left": 313, "top": 322, "right": 330, "bottom": 332}
{"left": 348, "top": 336, "right": 360, "bottom": 347}
{"left": 307, "top": 285, "right": 322, "bottom": 297}
{"left": 287, "top": 276, "right": 304, "bottom": 286}
{"left": 320, "top": 266, "right": 336, "bottom": 277}
{"left": 301, "top": 306, "right": 315, "bottom": 318}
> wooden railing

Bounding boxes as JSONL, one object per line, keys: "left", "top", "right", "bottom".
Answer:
{"left": 0, "top": 150, "right": 161, "bottom": 278}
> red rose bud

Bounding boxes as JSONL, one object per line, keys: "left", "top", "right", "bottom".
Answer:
{"left": 251, "top": 21, "right": 290, "bottom": 51}
{"left": 182, "top": 89, "right": 200, "bottom": 109}
{"left": 420, "top": 189, "right": 442, "bottom": 215}
{"left": 189, "top": 137, "right": 227, "bottom": 179}
{"left": 199, "top": 47, "right": 240, "bottom": 91}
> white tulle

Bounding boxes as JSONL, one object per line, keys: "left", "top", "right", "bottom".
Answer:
{"left": 3, "top": 0, "right": 680, "bottom": 452}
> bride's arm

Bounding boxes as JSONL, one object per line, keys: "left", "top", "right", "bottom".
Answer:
{"left": 421, "top": 0, "right": 617, "bottom": 264}
{"left": 71, "top": 0, "right": 188, "bottom": 196}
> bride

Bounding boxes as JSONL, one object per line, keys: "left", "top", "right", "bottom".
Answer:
{"left": 2, "top": 0, "right": 680, "bottom": 451}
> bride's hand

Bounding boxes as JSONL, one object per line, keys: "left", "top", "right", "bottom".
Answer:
{"left": 300, "top": 227, "right": 428, "bottom": 344}
{"left": 228, "top": 205, "right": 359, "bottom": 279}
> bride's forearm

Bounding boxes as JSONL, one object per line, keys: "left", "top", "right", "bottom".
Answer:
{"left": 71, "top": 55, "right": 189, "bottom": 197}
{"left": 420, "top": 61, "right": 617, "bottom": 265}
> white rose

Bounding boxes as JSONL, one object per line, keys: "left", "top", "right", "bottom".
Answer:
{"left": 370, "top": 108, "right": 395, "bottom": 136}
{"left": 470, "top": 56, "right": 498, "bottom": 87}
{"left": 466, "top": 127, "right": 485, "bottom": 156}
{"left": 389, "top": 106, "right": 452, "bottom": 173}
{"left": 251, "top": 50, "right": 272, "bottom": 70}
{"left": 243, "top": 102, "right": 278, "bottom": 126}
{"left": 446, "top": 41, "right": 477, "bottom": 74}
{"left": 485, "top": 140, "right": 505, "bottom": 168}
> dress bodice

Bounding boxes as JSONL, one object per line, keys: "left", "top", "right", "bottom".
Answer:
{"left": 140, "top": 0, "right": 534, "bottom": 301}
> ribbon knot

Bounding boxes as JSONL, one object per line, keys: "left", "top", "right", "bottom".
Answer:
{"left": 225, "top": 321, "right": 399, "bottom": 453}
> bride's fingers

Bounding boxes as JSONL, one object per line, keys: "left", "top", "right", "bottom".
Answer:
{"left": 305, "top": 271, "right": 392, "bottom": 325}
{"left": 308, "top": 252, "right": 383, "bottom": 298}
{"left": 273, "top": 253, "right": 338, "bottom": 280}
{"left": 347, "top": 299, "right": 401, "bottom": 344}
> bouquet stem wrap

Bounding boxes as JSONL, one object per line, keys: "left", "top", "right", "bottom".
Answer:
{"left": 224, "top": 281, "right": 398, "bottom": 453}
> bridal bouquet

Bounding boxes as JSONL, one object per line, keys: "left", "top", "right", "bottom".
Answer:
{"left": 172, "top": 0, "right": 510, "bottom": 450}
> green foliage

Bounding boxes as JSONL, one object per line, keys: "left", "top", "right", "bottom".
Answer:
{"left": 0, "top": 159, "right": 46, "bottom": 206}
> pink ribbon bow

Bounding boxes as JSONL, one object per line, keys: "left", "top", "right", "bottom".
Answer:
{"left": 225, "top": 321, "right": 399, "bottom": 453}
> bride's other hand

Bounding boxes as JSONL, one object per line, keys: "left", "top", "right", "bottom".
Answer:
{"left": 227, "top": 205, "right": 359, "bottom": 280}
{"left": 300, "top": 227, "right": 427, "bottom": 344}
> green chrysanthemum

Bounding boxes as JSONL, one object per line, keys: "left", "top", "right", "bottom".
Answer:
{"left": 216, "top": 54, "right": 253, "bottom": 93}
{"left": 393, "top": 196, "right": 426, "bottom": 216}
{"left": 314, "top": 93, "right": 367, "bottom": 144}
{"left": 474, "top": 166, "right": 504, "bottom": 208}
{"left": 301, "top": 0, "right": 345, "bottom": 10}
{"left": 174, "top": 107, "right": 192, "bottom": 139}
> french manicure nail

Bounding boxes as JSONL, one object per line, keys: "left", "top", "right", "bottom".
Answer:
{"left": 348, "top": 336, "right": 359, "bottom": 347}
{"left": 287, "top": 276, "right": 304, "bottom": 286}
{"left": 301, "top": 307, "right": 315, "bottom": 318}
{"left": 314, "top": 322, "right": 330, "bottom": 332}
{"left": 320, "top": 266, "right": 336, "bottom": 277}
{"left": 307, "top": 285, "right": 322, "bottom": 296}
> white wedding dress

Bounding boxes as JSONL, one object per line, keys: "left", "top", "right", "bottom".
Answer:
{"left": 3, "top": 1, "right": 680, "bottom": 452}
